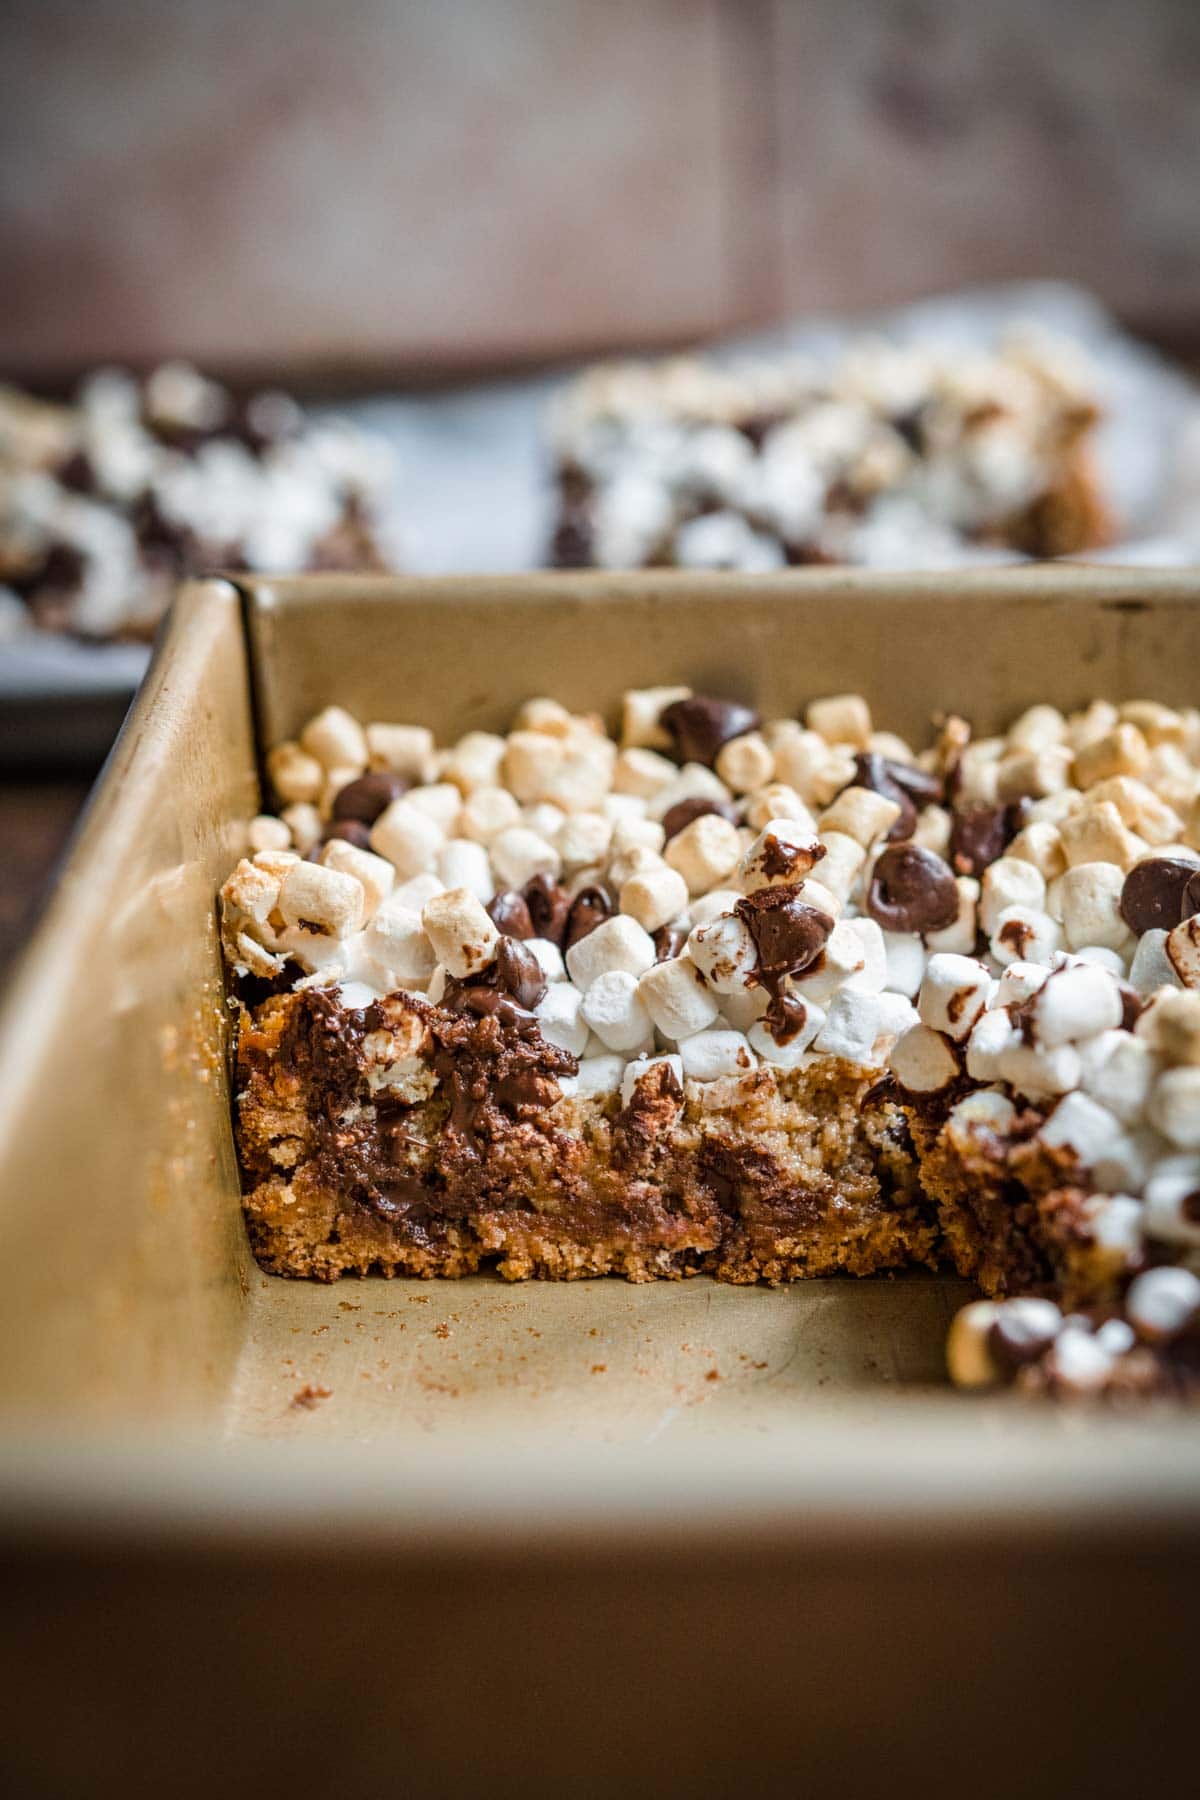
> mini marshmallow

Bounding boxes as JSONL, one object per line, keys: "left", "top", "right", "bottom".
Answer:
{"left": 1006, "top": 821, "right": 1066, "bottom": 881}
{"left": 769, "top": 724, "right": 855, "bottom": 806}
{"left": 366, "top": 723, "right": 435, "bottom": 781}
{"left": 612, "top": 746, "right": 678, "bottom": 798}
{"left": 810, "top": 830, "right": 865, "bottom": 904}
{"left": 300, "top": 705, "right": 367, "bottom": 772}
{"left": 637, "top": 955, "right": 721, "bottom": 1041}
{"left": 945, "top": 1301, "right": 1003, "bottom": 1387}
{"left": 1029, "top": 964, "right": 1124, "bottom": 1047}
{"left": 1058, "top": 862, "right": 1129, "bottom": 952}
{"left": 404, "top": 783, "right": 462, "bottom": 832}
{"left": 882, "top": 930, "right": 926, "bottom": 999}
{"left": 557, "top": 811, "right": 612, "bottom": 873}
{"left": 645, "top": 763, "right": 731, "bottom": 823}
{"left": 980, "top": 857, "right": 1046, "bottom": 937}
{"left": 1128, "top": 928, "right": 1179, "bottom": 997}
{"left": 223, "top": 858, "right": 281, "bottom": 927}
{"left": 540, "top": 737, "right": 617, "bottom": 813}
{"left": 815, "top": 988, "right": 915, "bottom": 1066}
{"left": 610, "top": 813, "right": 664, "bottom": 855}
{"left": 392, "top": 871, "right": 445, "bottom": 912}
{"left": 965, "top": 1007, "right": 1020, "bottom": 1082}
{"left": 502, "top": 730, "right": 564, "bottom": 803}
{"left": 526, "top": 938, "right": 566, "bottom": 982}
{"left": 370, "top": 798, "right": 445, "bottom": 879}
{"left": 574, "top": 1053, "right": 626, "bottom": 1097}
{"left": 1044, "top": 1326, "right": 1114, "bottom": 1393}
{"left": 267, "top": 741, "right": 324, "bottom": 805}
{"left": 818, "top": 785, "right": 902, "bottom": 849}
{"left": 748, "top": 1002, "right": 826, "bottom": 1067}
{"left": 523, "top": 802, "right": 567, "bottom": 840}
{"left": 1077, "top": 1030, "right": 1157, "bottom": 1126}
{"left": 536, "top": 979, "right": 590, "bottom": 1058}
{"left": 995, "top": 745, "right": 1073, "bottom": 802}
{"left": 566, "top": 915, "right": 657, "bottom": 990}
{"left": 580, "top": 969, "right": 653, "bottom": 1052}
{"left": 620, "top": 1053, "right": 684, "bottom": 1109}
{"left": 1008, "top": 703, "right": 1067, "bottom": 752}
{"left": 1137, "top": 989, "right": 1200, "bottom": 1065}
{"left": 1149, "top": 1065, "right": 1200, "bottom": 1149}
{"left": 247, "top": 813, "right": 290, "bottom": 854}
{"left": 1038, "top": 1092, "right": 1144, "bottom": 1191}
{"left": 1066, "top": 945, "right": 1127, "bottom": 976}
{"left": 1073, "top": 722, "right": 1150, "bottom": 789}
{"left": 996, "top": 1039, "right": 1082, "bottom": 1101}
{"left": 1081, "top": 1193, "right": 1143, "bottom": 1259}
{"left": 806, "top": 692, "right": 871, "bottom": 749}
{"left": 988, "top": 904, "right": 1063, "bottom": 968}
{"left": 1087, "top": 774, "right": 1183, "bottom": 846}
{"left": 1125, "top": 1265, "right": 1200, "bottom": 1341}
{"left": 791, "top": 917, "right": 881, "bottom": 1005}
{"left": 679, "top": 1028, "right": 756, "bottom": 1081}
{"left": 945, "top": 1089, "right": 1017, "bottom": 1151}
{"left": 442, "top": 730, "right": 506, "bottom": 794}
{"left": 513, "top": 696, "right": 573, "bottom": 736}
{"left": 280, "top": 802, "right": 321, "bottom": 854}
{"left": 621, "top": 685, "right": 691, "bottom": 751}
{"left": 360, "top": 896, "right": 437, "bottom": 985}
{"left": 1059, "top": 801, "right": 1143, "bottom": 871}
{"left": 1167, "top": 916, "right": 1200, "bottom": 988}
{"left": 924, "top": 877, "right": 979, "bottom": 955}
{"left": 437, "top": 837, "right": 495, "bottom": 904}
{"left": 421, "top": 887, "right": 500, "bottom": 979}
{"left": 320, "top": 839, "right": 395, "bottom": 920}
{"left": 665, "top": 814, "right": 742, "bottom": 895}
{"left": 917, "top": 954, "right": 991, "bottom": 1041}
{"left": 740, "top": 818, "right": 825, "bottom": 892}
{"left": 687, "top": 913, "right": 758, "bottom": 995}
{"left": 689, "top": 886, "right": 744, "bottom": 927}
{"left": 459, "top": 786, "right": 522, "bottom": 843}
{"left": 715, "top": 731, "right": 775, "bottom": 794}
{"left": 489, "top": 826, "right": 561, "bottom": 890}
{"left": 795, "top": 875, "right": 843, "bottom": 921}
{"left": 912, "top": 804, "right": 952, "bottom": 857}
{"left": 277, "top": 861, "right": 364, "bottom": 938}
{"left": 620, "top": 864, "right": 689, "bottom": 934}
{"left": 996, "top": 961, "right": 1050, "bottom": 1006}
{"left": 890, "top": 1023, "right": 960, "bottom": 1094}
{"left": 743, "top": 784, "right": 817, "bottom": 834}
{"left": 1142, "top": 1155, "right": 1200, "bottom": 1248}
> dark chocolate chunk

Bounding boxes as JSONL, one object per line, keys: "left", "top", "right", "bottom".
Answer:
{"left": 660, "top": 796, "right": 738, "bottom": 842}
{"left": 319, "top": 817, "right": 374, "bottom": 850}
{"left": 867, "top": 843, "right": 959, "bottom": 935}
{"left": 1118, "top": 857, "right": 1200, "bottom": 936}
{"left": 735, "top": 885, "right": 834, "bottom": 982}
{"left": 659, "top": 695, "right": 760, "bottom": 767}
{"left": 331, "top": 770, "right": 409, "bottom": 825}
{"left": 487, "top": 890, "right": 535, "bottom": 939}
{"left": 949, "top": 801, "right": 1025, "bottom": 877}
{"left": 523, "top": 873, "right": 571, "bottom": 947}
{"left": 653, "top": 922, "right": 689, "bottom": 962}
{"left": 493, "top": 937, "right": 548, "bottom": 1011}
{"left": 564, "top": 885, "right": 613, "bottom": 951}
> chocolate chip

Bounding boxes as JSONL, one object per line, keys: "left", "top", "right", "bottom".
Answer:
{"left": 487, "top": 890, "right": 535, "bottom": 939}
{"left": 734, "top": 886, "right": 834, "bottom": 980}
{"left": 1118, "top": 857, "right": 1200, "bottom": 936}
{"left": 331, "top": 770, "right": 408, "bottom": 824}
{"left": 948, "top": 801, "right": 1025, "bottom": 877}
{"left": 987, "top": 1312, "right": 1058, "bottom": 1372}
{"left": 867, "top": 844, "right": 959, "bottom": 935}
{"left": 660, "top": 796, "right": 738, "bottom": 842}
{"left": 523, "top": 874, "right": 571, "bottom": 946}
{"left": 653, "top": 923, "right": 689, "bottom": 962}
{"left": 659, "top": 695, "right": 760, "bottom": 767}
{"left": 493, "top": 937, "right": 548, "bottom": 1011}
{"left": 319, "top": 817, "right": 374, "bottom": 850}
{"left": 564, "top": 885, "right": 612, "bottom": 951}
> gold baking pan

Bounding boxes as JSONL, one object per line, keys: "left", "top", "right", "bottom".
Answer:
{"left": 0, "top": 569, "right": 1197, "bottom": 1799}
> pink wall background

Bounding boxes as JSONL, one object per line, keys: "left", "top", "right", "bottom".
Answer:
{"left": 3, "top": 0, "right": 1199, "bottom": 381}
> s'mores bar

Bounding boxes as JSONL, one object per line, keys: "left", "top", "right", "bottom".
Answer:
{"left": 0, "top": 365, "right": 397, "bottom": 638}
{"left": 222, "top": 685, "right": 1200, "bottom": 1402}
{"left": 548, "top": 330, "right": 1110, "bottom": 571}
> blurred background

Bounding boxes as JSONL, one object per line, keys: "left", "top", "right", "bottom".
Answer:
{"left": 3, "top": 0, "right": 1200, "bottom": 976}
{"left": 5, "top": 0, "right": 1200, "bottom": 380}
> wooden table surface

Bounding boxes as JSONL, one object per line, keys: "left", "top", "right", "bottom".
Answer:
{"left": 0, "top": 773, "right": 96, "bottom": 985}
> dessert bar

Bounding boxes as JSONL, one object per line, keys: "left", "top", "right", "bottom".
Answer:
{"left": 548, "top": 331, "right": 1110, "bottom": 571}
{"left": 221, "top": 681, "right": 1200, "bottom": 1401}
{"left": 0, "top": 365, "right": 397, "bottom": 638}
